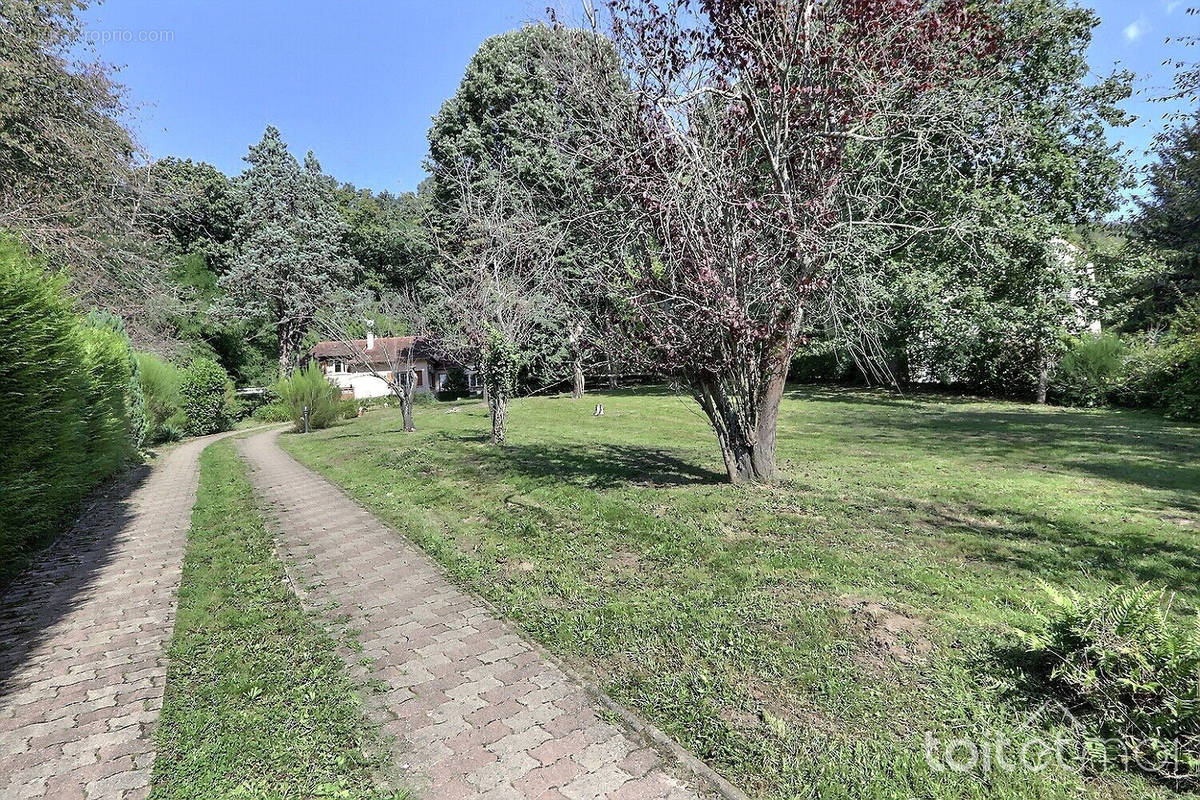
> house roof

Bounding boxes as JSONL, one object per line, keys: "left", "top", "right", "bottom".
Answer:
{"left": 309, "top": 336, "right": 437, "bottom": 362}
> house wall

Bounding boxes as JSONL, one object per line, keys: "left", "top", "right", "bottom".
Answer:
{"left": 321, "top": 359, "right": 435, "bottom": 400}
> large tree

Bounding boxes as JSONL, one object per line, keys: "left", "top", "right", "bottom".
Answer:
{"left": 146, "top": 157, "right": 238, "bottom": 274}
{"left": 0, "top": 0, "right": 182, "bottom": 342}
{"left": 220, "top": 127, "right": 354, "bottom": 375}
{"left": 334, "top": 182, "right": 432, "bottom": 293}
{"left": 859, "top": 0, "right": 1130, "bottom": 400}
{"left": 428, "top": 24, "right": 618, "bottom": 398}
{"left": 558, "top": 0, "right": 1030, "bottom": 483}
{"left": 428, "top": 169, "right": 562, "bottom": 444}
{"left": 1136, "top": 114, "right": 1200, "bottom": 325}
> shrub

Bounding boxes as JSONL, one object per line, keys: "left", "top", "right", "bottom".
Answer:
{"left": 438, "top": 367, "right": 471, "bottom": 400}
{"left": 180, "top": 357, "right": 231, "bottom": 436}
{"left": 273, "top": 362, "right": 341, "bottom": 431}
{"left": 1051, "top": 332, "right": 1126, "bottom": 407}
{"left": 251, "top": 401, "right": 291, "bottom": 423}
{"left": 0, "top": 234, "right": 143, "bottom": 580}
{"left": 79, "top": 314, "right": 145, "bottom": 469}
{"left": 1024, "top": 585, "right": 1200, "bottom": 786}
{"left": 92, "top": 313, "right": 150, "bottom": 451}
{"left": 1113, "top": 302, "right": 1200, "bottom": 421}
{"left": 137, "top": 353, "right": 185, "bottom": 443}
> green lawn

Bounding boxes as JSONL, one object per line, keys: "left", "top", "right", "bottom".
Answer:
{"left": 152, "top": 439, "right": 407, "bottom": 800}
{"left": 280, "top": 386, "right": 1200, "bottom": 800}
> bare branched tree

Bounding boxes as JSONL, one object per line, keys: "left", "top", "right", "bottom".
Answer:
{"left": 428, "top": 164, "right": 564, "bottom": 443}
{"left": 0, "top": 1, "right": 189, "bottom": 343}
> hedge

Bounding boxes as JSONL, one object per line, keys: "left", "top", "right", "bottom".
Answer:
{"left": 0, "top": 235, "right": 145, "bottom": 582}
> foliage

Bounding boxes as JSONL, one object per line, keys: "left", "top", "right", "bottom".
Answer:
{"left": 1024, "top": 585, "right": 1200, "bottom": 787}
{"left": 137, "top": 353, "right": 185, "bottom": 443}
{"left": 153, "top": 441, "right": 409, "bottom": 800}
{"left": 335, "top": 183, "right": 431, "bottom": 291}
{"left": 80, "top": 311, "right": 148, "bottom": 457}
{"left": 147, "top": 156, "right": 238, "bottom": 273}
{"left": 856, "top": 0, "right": 1130, "bottom": 399}
{"left": 553, "top": 0, "right": 1124, "bottom": 481}
{"left": 221, "top": 126, "right": 354, "bottom": 374}
{"left": 251, "top": 401, "right": 292, "bottom": 423}
{"left": 1052, "top": 333, "right": 1127, "bottom": 408}
{"left": 427, "top": 25, "right": 617, "bottom": 394}
{"left": 1137, "top": 113, "right": 1200, "bottom": 326}
{"left": 1113, "top": 302, "right": 1200, "bottom": 421}
{"left": 282, "top": 387, "right": 1199, "bottom": 799}
{"left": 481, "top": 326, "right": 520, "bottom": 399}
{"left": 273, "top": 362, "right": 341, "bottom": 432}
{"left": 482, "top": 325, "right": 522, "bottom": 443}
{"left": 0, "top": 0, "right": 175, "bottom": 325}
{"left": 438, "top": 366, "right": 471, "bottom": 400}
{"left": 180, "top": 358, "right": 231, "bottom": 436}
{"left": 0, "top": 235, "right": 143, "bottom": 583}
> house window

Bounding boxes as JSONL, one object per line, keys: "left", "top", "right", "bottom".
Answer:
{"left": 414, "top": 369, "right": 423, "bottom": 387}
{"left": 333, "top": 360, "right": 345, "bottom": 374}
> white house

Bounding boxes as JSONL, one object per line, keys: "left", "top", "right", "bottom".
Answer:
{"left": 308, "top": 333, "right": 482, "bottom": 400}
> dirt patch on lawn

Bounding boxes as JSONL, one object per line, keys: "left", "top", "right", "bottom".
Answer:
{"left": 837, "top": 595, "right": 933, "bottom": 671}
{"left": 730, "top": 678, "right": 843, "bottom": 739}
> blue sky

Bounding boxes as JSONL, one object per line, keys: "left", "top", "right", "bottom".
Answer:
{"left": 82, "top": 0, "right": 1200, "bottom": 195}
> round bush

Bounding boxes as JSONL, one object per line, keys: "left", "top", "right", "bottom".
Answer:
{"left": 180, "top": 358, "right": 231, "bottom": 436}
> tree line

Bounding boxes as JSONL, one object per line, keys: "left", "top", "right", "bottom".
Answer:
{"left": 2, "top": 0, "right": 1198, "bottom": 485}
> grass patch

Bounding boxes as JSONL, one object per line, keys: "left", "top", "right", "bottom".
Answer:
{"left": 152, "top": 439, "right": 406, "bottom": 800}
{"left": 280, "top": 386, "right": 1200, "bottom": 799}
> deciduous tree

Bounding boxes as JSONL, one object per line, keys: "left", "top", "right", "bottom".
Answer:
{"left": 560, "top": 0, "right": 1016, "bottom": 483}
{"left": 428, "top": 169, "right": 562, "bottom": 443}
{"left": 314, "top": 288, "right": 433, "bottom": 432}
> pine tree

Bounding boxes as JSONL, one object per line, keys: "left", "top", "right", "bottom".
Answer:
{"left": 221, "top": 126, "right": 353, "bottom": 375}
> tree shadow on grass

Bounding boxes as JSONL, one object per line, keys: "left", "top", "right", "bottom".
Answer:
{"left": 474, "top": 440, "right": 726, "bottom": 489}
{"left": 924, "top": 505, "right": 1200, "bottom": 607}
{"left": 797, "top": 387, "right": 1200, "bottom": 503}
{"left": 0, "top": 464, "right": 150, "bottom": 690}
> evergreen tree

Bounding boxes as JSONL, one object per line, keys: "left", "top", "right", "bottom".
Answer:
{"left": 221, "top": 126, "right": 354, "bottom": 375}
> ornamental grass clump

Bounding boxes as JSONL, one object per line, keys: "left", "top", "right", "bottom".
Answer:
{"left": 274, "top": 362, "right": 341, "bottom": 432}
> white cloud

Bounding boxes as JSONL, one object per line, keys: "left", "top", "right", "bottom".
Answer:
{"left": 1166, "top": 1, "right": 1182, "bottom": 13}
{"left": 1124, "top": 17, "right": 1147, "bottom": 42}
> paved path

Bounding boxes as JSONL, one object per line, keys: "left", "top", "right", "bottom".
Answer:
{"left": 0, "top": 431, "right": 241, "bottom": 800}
{"left": 237, "top": 429, "right": 707, "bottom": 800}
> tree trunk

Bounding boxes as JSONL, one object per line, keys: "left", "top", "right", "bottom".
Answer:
{"left": 400, "top": 392, "right": 415, "bottom": 432}
{"left": 489, "top": 390, "right": 508, "bottom": 444}
{"left": 277, "top": 325, "right": 292, "bottom": 377}
{"left": 572, "top": 355, "right": 585, "bottom": 399}
{"left": 1036, "top": 342, "right": 1049, "bottom": 404}
{"left": 393, "top": 370, "right": 417, "bottom": 432}
{"left": 604, "top": 345, "right": 619, "bottom": 389}
{"left": 277, "top": 321, "right": 303, "bottom": 377}
{"left": 690, "top": 355, "right": 789, "bottom": 484}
